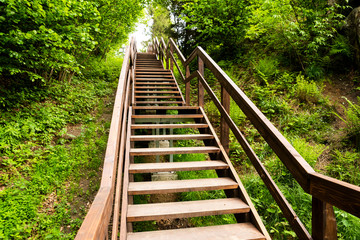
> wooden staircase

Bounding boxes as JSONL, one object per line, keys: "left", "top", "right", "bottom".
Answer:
{"left": 120, "top": 53, "right": 270, "bottom": 240}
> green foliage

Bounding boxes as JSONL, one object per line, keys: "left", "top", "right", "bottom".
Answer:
{"left": 0, "top": 53, "right": 121, "bottom": 238}
{"left": 180, "top": 0, "right": 248, "bottom": 58}
{"left": 336, "top": 97, "right": 360, "bottom": 149}
{"left": 253, "top": 56, "right": 279, "bottom": 85}
{"left": 295, "top": 75, "right": 324, "bottom": 104}
{"left": 0, "top": 0, "right": 144, "bottom": 84}
{"left": 326, "top": 150, "right": 360, "bottom": 185}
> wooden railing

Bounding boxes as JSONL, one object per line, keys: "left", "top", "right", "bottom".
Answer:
{"left": 75, "top": 38, "right": 136, "bottom": 239}
{"left": 151, "top": 37, "right": 360, "bottom": 240}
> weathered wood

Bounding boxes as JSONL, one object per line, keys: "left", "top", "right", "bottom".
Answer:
{"left": 199, "top": 107, "right": 271, "bottom": 239}
{"left": 134, "top": 95, "right": 182, "bottom": 99}
{"left": 198, "top": 57, "right": 205, "bottom": 108}
{"left": 135, "top": 82, "right": 176, "bottom": 85}
{"left": 186, "top": 65, "right": 191, "bottom": 106}
{"left": 131, "top": 134, "right": 213, "bottom": 141}
{"left": 75, "top": 39, "right": 133, "bottom": 240}
{"left": 312, "top": 197, "right": 337, "bottom": 240}
{"left": 220, "top": 86, "right": 230, "bottom": 154}
{"left": 133, "top": 106, "right": 199, "bottom": 110}
{"left": 198, "top": 73, "right": 310, "bottom": 239}
{"left": 127, "top": 223, "right": 266, "bottom": 240}
{"left": 131, "top": 123, "right": 208, "bottom": 129}
{"left": 135, "top": 91, "right": 180, "bottom": 94}
{"left": 135, "top": 86, "right": 178, "bottom": 89}
{"left": 309, "top": 172, "right": 360, "bottom": 218}
{"left": 127, "top": 198, "right": 249, "bottom": 222}
{"left": 134, "top": 101, "right": 184, "bottom": 105}
{"left": 130, "top": 146, "right": 220, "bottom": 156}
{"left": 129, "top": 160, "right": 228, "bottom": 173}
{"left": 128, "top": 177, "right": 238, "bottom": 195}
{"left": 132, "top": 114, "right": 203, "bottom": 119}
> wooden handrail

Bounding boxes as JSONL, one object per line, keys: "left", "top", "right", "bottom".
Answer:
{"left": 156, "top": 37, "right": 360, "bottom": 239}
{"left": 75, "top": 37, "right": 135, "bottom": 239}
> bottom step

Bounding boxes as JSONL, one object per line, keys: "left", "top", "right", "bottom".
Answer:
{"left": 127, "top": 223, "right": 265, "bottom": 240}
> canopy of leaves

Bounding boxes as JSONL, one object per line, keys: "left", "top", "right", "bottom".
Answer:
{"left": 0, "top": 0, "right": 145, "bottom": 84}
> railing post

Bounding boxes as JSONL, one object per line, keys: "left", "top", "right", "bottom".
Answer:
{"left": 312, "top": 197, "right": 337, "bottom": 240}
{"left": 198, "top": 56, "right": 204, "bottom": 108}
{"left": 185, "top": 65, "right": 190, "bottom": 106}
{"left": 220, "top": 86, "right": 230, "bottom": 154}
{"left": 170, "top": 44, "right": 174, "bottom": 72}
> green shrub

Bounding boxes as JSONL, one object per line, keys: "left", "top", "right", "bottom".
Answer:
{"left": 295, "top": 74, "right": 323, "bottom": 104}
{"left": 326, "top": 150, "right": 360, "bottom": 185}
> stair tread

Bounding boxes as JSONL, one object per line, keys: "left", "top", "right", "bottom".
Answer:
{"left": 129, "top": 160, "right": 228, "bottom": 173}
{"left": 135, "top": 83, "right": 177, "bottom": 85}
{"left": 134, "top": 101, "right": 183, "bottom": 104}
{"left": 135, "top": 96, "right": 182, "bottom": 99}
{"left": 131, "top": 123, "right": 208, "bottom": 129}
{"left": 128, "top": 177, "right": 238, "bottom": 195}
{"left": 127, "top": 198, "right": 249, "bottom": 222}
{"left": 133, "top": 106, "right": 198, "bottom": 110}
{"left": 131, "top": 134, "right": 213, "bottom": 141}
{"left": 132, "top": 114, "right": 202, "bottom": 119}
{"left": 135, "top": 91, "right": 179, "bottom": 94}
{"left": 130, "top": 146, "right": 220, "bottom": 156}
{"left": 127, "top": 223, "right": 265, "bottom": 240}
{"left": 135, "top": 86, "right": 178, "bottom": 89}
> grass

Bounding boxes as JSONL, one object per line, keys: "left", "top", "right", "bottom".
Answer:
{"left": 0, "top": 52, "right": 122, "bottom": 238}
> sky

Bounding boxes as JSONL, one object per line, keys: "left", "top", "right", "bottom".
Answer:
{"left": 131, "top": 15, "right": 153, "bottom": 51}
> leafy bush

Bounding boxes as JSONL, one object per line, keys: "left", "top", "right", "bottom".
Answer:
{"left": 326, "top": 150, "right": 360, "bottom": 185}
{"left": 295, "top": 75, "right": 324, "bottom": 104}
{"left": 253, "top": 56, "right": 279, "bottom": 85}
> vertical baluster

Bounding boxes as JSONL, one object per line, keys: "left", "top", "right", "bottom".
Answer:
{"left": 312, "top": 197, "right": 337, "bottom": 240}
{"left": 198, "top": 57, "right": 204, "bottom": 108}
{"left": 170, "top": 44, "right": 174, "bottom": 72}
{"left": 220, "top": 86, "right": 230, "bottom": 154}
{"left": 185, "top": 65, "right": 190, "bottom": 106}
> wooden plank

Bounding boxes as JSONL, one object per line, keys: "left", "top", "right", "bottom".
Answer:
{"left": 131, "top": 134, "right": 213, "bottom": 141}
{"left": 129, "top": 160, "right": 228, "bottom": 173}
{"left": 134, "top": 96, "right": 182, "bottom": 99}
{"left": 132, "top": 114, "right": 203, "bottom": 119}
{"left": 127, "top": 198, "right": 249, "bottom": 222}
{"left": 135, "top": 82, "right": 176, "bottom": 86}
{"left": 135, "top": 86, "right": 177, "bottom": 89}
{"left": 127, "top": 223, "right": 265, "bottom": 240}
{"left": 128, "top": 177, "right": 238, "bottom": 195}
{"left": 134, "top": 101, "right": 183, "bottom": 105}
{"left": 131, "top": 123, "right": 209, "bottom": 129}
{"left": 136, "top": 75, "right": 173, "bottom": 78}
{"left": 312, "top": 197, "right": 337, "bottom": 240}
{"left": 198, "top": 57, "right": 204, "bottom": 107}
{"left": 133, "top": 106, "right": 198, "bottom": 110}
{"left": 131, "top": 123, "right": 208, "bottom": 129}
{"left": 309, "top": 172, "right": 360, "bottom": 218}
{"left": 130, "top": 146, "right": 220, "bottom": 156}
{"left": 220, "top": 86, "right": 230, "bottom": 154}
{"left": 135, "top": 91, "right": 179, "bottom": 94}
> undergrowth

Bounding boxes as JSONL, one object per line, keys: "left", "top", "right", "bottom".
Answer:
{"left": 0, "top": 52, "right": 121, "bottom": 238}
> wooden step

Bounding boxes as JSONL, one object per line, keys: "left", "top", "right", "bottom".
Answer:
{"left": 135, "top": 82, "right": 177, "bottom": 86}
{"left": 133, "top": 106, "right": 198, "bottom": 110}
{"left": 129, "top": 160, "right": 228, "bottom": 173}
{"left": 127, "top": 223, "right": 265, "bottom": 240}
{"left": 136, "top": 69, "right": 170, "bottom": 72}
{"left": 135, "top": 72, "right": 172, "bottom": 75}
{"left": 132, "top": 114, "right": 203, "bottom": 119}
{"left": 135, "top": 91, "right": 179, "bottom": 94}
{"left": 135, "top": 96, "right": 182, "bottom": 99}
{"left": 136, "top": 78, "right": 174, "bottom": 81}
{"left": 128, "top": 177, "right": 238, "bottom": 195}
{"left": 134, "top": 101, "right": 183, "bottom": 105}
{"left": 127, "top": 198, "right": 249, "bottom": 222}
{"left": 131, "top": 123, "right": 208, "bottom": 129}
{"left": 130, "top": 146, "right": 220, "bottom": 156}
{"left": 135, "top": 86, "right": 178, "bottom": 89}
{"left": 131, "top": 134, "right": 213, "bottom": 141}
{"left": 136, "top": 75, "right": 172, "bottom": 78}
